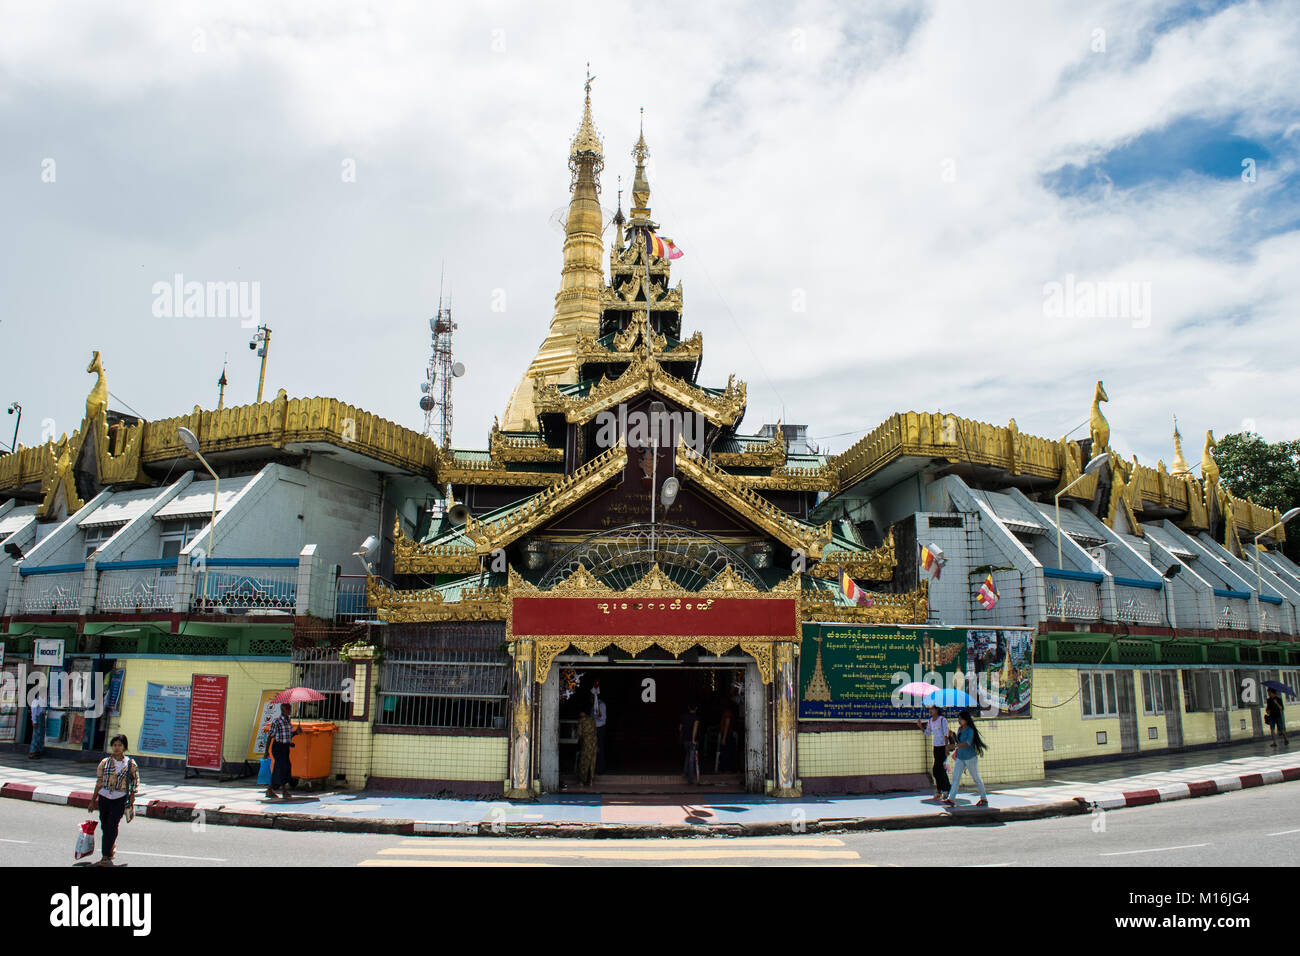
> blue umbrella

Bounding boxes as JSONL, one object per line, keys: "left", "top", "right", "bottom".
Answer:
{"left": 922, "top": 688, "right": 976, "bottom": 708}
{"left": 1263, "top": 680, "right": 1296, "bottom": 697}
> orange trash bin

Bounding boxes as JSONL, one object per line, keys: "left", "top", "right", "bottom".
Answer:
{"left": 288, "top": 720, "right": 338, "bottom": 781}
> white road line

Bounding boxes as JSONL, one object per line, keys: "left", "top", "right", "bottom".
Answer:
{"left": 0, "top": 838, "right": 32, "bottom": 844}
{"left": 114, "top": 850, "right": 227, "bottom": 862}
{"left": 961, "top": 861, "right": 1015, "bottom": 867}
{"left": 1267, "top": 828, "right": 1300, "bottom": 836}
{"left": 1099, "top": 844, "right": 1208, "bottom": 857}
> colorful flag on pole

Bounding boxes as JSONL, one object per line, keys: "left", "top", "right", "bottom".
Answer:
{"left": 838, "top": 567, "right": 874, "bottom": 607}
{"left": 976, "top": 574, "right": 999, "bottom": 610}
{"left": 920, "top": 544, "right": 945, "bottom": 580}
{"left": 648, "top": 233, "right": 684, "bottom": 260}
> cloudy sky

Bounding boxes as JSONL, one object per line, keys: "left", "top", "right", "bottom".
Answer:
{"left": 2, "top": 0, "right": 1297, "bottom": 468}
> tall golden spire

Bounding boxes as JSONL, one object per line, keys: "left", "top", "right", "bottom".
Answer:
{"left": 629, "top": 108, "right": 655, "bottom": 225}
{"left": 502, "top": 70, "right": 608, "bottom": 432}
{"left": 1171, "top": 416, "right": 1192, "bottom": 476}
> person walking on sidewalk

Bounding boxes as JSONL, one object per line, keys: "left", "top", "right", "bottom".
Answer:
{"left": 1265, "top": 688, "right": 1289, "bottom": 746}
{"left": 87, "top": 734, "right": 139, "bottom": 867}
{"left": 916, "top": 706, "right": 950, "bottom": 799}
{"left": 943, "top": 709, "right": 988, "bottom": 807}
{"left": 28, "top": 690, "right": 47, "bottom": 759}
{"left": 264, "top": 703, "right": 300, "bottom": 800}
{"left": 680, "top": 702, "right": 701, "bottom": 784}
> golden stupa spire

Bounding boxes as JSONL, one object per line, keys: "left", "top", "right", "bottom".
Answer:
{"left": 502, "top": 70, "right": 608, "bottom": 432}
{"left": 630, "top": 108, "right": 654, "bottom": 224}
{"left": 1171, "top": 416, "right": 1191, "bottom": 476}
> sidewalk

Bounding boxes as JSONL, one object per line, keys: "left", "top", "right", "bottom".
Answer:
{"left": 2, "top": 740, "right": 1297, "bottom": 837}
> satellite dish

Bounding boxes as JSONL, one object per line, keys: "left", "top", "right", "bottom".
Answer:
{"left": 451, "top": 362, "right": 466, "bottom": 378}
{"left": 448, "top": 503, "right": 470, "bottom": 525}
{"left": 419, "top": 395, "right": 435, "bottom": 412}
{"left": 429, "top": 317, "right": 436, "bottom": 331}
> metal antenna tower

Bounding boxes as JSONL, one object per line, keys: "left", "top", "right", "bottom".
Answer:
{"left": 419, "top": 268, "right": 462, "bottom": 450}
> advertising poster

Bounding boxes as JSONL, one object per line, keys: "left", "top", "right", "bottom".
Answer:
{"left": 105, "top": 669, "right": 126, "bottom": 716}
{"left": 139, "top": 682, "right": 192, "bottom": 755}
{"left": 965, "top": 629, "right": 1034, "bottom": 716}
{"left": 247, "top": 689, "right": 286, "bottom": 760}
{"left": 799, "top": 623, "right": 969, "bottom": 720}
{"left": 186, "top": 674, "right": 229, "bottom": 771}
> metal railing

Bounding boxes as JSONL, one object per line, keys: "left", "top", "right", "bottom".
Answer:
{"left": 193, "top": 559, "right": 297, "bottom": 614}
{"left": 1044, "top": 569, "right": 1101, "bottom": 622}
{"left": 1114, "top": 578, "right": 1164, "bottom": 625}
{"left": 96, "top": 560, "right": 178, "bottom": 612}
{"left": 378, "top": 634, "right": 509, "bottom": 730}
{"left": 1214, "top": 590, "right": 1251, "bottom": 631}
{"left": 335, "top": 575, "right": 369, "bottom": 623}
{"left": 20, "top": 566, "right": 84, "bottom": 614}
{"left": 291, "top": 646, "right": 353, "bottom": 721}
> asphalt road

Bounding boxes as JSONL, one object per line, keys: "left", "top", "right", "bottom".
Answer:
{"left": 1, "top": 781, "right": 1297, "bottom": 867}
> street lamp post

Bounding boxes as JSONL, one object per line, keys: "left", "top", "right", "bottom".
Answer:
{"left": 177, "top": 427, "right": 219, "bottom": 606}
{"left": 1254, "top": 507, "right": 1300, "bottom": 620}
{"left": 1055, "top": 453, "right": 1110, "bottom": 570}
{"left": 5, "top": 403, "right": 20, "bottom": 454}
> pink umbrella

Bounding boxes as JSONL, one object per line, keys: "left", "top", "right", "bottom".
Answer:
{"left": 271, "top": 687, "right": 325, "bottom": 705}
{"left": 900, "top": 682, "right": 940, "bottom": 698}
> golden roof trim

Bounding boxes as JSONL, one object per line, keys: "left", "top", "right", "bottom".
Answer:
{"left": 675, "top": 441, "right": 832, "bottom": 558}
{"left": 802, "top": 581, "right": 929, "bottom": 625}
{"left": 810, "top": 531, "right": 897, "bottom": 582}
{"left": 488, "top": 422, "right": 565, "bottom": 464}
{"left": 533, "top": 353, "right": 745, "bottom": 426}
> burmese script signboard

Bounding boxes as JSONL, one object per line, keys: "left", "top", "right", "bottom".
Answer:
{"left": 799, "top": 624, "right": 1035, "bottom": 720}
{"left": 798, "top": 623, "right": 968, "bottom": 721}
{"left": 511, "top": 595, "right": 798, "bottom": 639}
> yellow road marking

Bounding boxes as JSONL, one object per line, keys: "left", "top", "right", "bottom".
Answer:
{"left": 360, "top": 860, "right": 555, "bottom": 867}
{"left": 376, "top": 847, "right": 859, "bottom": 860}
{"left": 395, "top": 837, "right": 847, "bottom": 848}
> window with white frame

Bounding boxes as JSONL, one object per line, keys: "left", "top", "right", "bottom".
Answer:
{"left": 1080, "top": 670, "right": 1119, "bottom": 718}
{"left": 1182, "top": 669, "right": 1228, "bottom": 713}
{"left": 158, "top": 518, "right": 209, "bottom": 575}
{"left": 1141, "top": 670, "right": 1167, "bottom": 715}
{"left": 83, "top": 524, "right": 123, "bottom": 559}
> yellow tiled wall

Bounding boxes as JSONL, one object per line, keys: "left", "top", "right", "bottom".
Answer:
{"left": 370, "top": 733, "right": 507, "bottom": 783}
{"left": 330, "top": 722, "right": 373, "bottom": 788}
{"left": 107, "top": 658, "right": 291, "bottom": 763}
{"left": 1034, "top": 666, "right": 1123, "bottom": 760}
{"left": 797, "top": 719, "right": 1043, "bottom": 786}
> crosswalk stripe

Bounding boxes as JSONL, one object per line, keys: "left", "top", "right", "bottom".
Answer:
{"left": 395, "top": 837, "right": 847, "bottom": 848}
{"left": 375, "top": 847, "right": 859, "bottom": 860}
{"left": 360, "top": 860, "right": 555, "bottom": 867}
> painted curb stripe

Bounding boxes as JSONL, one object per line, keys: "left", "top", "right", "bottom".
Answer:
{"left": 31, "top": 790, "right": 69, "bottom": 805}
{"left": 1123, "top": 789, "right": 1160, "bottom": 807}
{"left": 1187, "top": 780, "right": 1218, "bottom": 797}
{"left": 0, "top": 783, "right": 36, "bottom": 800}
{"left": 1240, "top": 773, "right": 1265, "bottom": 789}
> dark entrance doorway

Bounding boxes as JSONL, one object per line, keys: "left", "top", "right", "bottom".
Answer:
{"left": 558, "top": 664, "right": 746, "bottom": 788}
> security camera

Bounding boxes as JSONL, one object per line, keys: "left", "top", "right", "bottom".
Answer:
{"left": 249, "top": 341, "right": 257, "bottom": 350}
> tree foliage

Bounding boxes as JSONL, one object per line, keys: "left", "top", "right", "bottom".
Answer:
{"left": 1213, "top": 432, "right": 1300, "bottom": 560}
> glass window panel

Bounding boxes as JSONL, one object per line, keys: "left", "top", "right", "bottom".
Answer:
{"left": 1105, "top": 673, "right": 1117, "bottom": 715}
{"left": 1081, "top": 674, "right": 1093, "bottom": 716}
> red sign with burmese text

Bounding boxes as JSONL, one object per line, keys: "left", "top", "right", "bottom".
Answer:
{"left": 512, "top": 596, "right": 797, "bottom": 638}
{"left": 186, "top": 674, "right": 229, "bottom": 772}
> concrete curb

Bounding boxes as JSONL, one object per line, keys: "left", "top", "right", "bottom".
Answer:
{"left": 2, "top": 766, "right": 1295, "bottom": 838}
{"left": 1090, "top": 765, "right": 1300, "bottom": 811}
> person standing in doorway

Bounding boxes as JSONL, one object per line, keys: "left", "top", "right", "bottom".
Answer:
{"left": 264, "top": 703, "right": 300, "bottom": 800}
{"left": 1266, "top": 688, "right": 1289, "bottom": 746}
{"left": 916, "top": 706, "right": 950, "bottom": 799}
{"left": 943, "top": 709, "right": 989, "bottom": 807}
{"left": 680, "top": 702, "right": 700, "bottom": 784}
{"left": 592, "top": 681, "right": 608, "bottom": 775}
{"left": 28, "top": 690, "right": 46, "bottom": 759}
{"left": 577, "top": 709, "right": 597, "bottom": 786}
{"left": 87, "top": 734, "right": 139, "bottom": 866}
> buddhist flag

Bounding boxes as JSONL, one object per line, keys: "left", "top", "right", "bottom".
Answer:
{"left": 976, "top": 574, "right": 999, "bottom": 610}
{"left": 839, "top": 567, "right": 874, "bottom": 607}
{"left": 920, "top": 544, "right": 945, "bottom": 580}
{"left": 649, "top": 234, "right": 684, "bottom": 260}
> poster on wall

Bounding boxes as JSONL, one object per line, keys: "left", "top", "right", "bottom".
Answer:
{"left": 247, "top": 689, "right": 286, "bottom": 760}
{"left": 798, "top": 623, "right": 969, "bottom": 721}
{"left": 0, "top": 664, "right": 18, "bottom": 742}
{"left": 965, "top": 629, "right": 1035, "bottom": 717}
{"left": 186, "top": 674, "right": 229, "bottom": 772}
{"left": 33, "top": 639, "right": 64, "bottom": 668}
{"left": 799, "top": 623, "right": 1035, "bottom": 720}
{"left": 105, "top": 669, "right": 126, "bottom": 716}
{"left": 139, "top": 682, "right": 192, "bottom": 755}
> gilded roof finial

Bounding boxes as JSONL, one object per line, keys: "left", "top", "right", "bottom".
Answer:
{"left": 1171, "top": 415, "right": 1191, "bottom": 476}
{"left": 630, "top": 107, "right": 653, "bottom": 223}
{"left": 569, "top": 64, "right": 603, "bottom": 163}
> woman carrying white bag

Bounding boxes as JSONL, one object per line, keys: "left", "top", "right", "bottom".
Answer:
{"left": 86, "top": 734, "right": 140, "bottom": 866}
